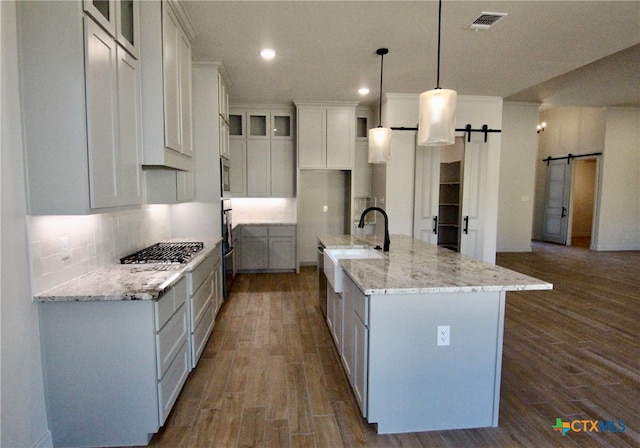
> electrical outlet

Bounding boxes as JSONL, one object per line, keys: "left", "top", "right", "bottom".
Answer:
{"left": 323, "top": 205, "right": 328, "bottom": 213}
{"left": 60, "top": 236, "right": 70, "bottom": 260}
{"left": 437, "top": 325, "right": 450, "bottom": 346}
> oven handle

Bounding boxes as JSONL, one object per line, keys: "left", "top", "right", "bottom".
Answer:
{"left": 223, "top": 246, "right": 235, "bottom": 258}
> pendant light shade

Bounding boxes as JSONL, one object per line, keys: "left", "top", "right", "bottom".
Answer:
{"left": 418, "top": 88, "right": 456, "bottom": 146}
{"left": 368, "top": 126, "right": 393, "bottom": 163}
{"left": 369, "top": 48, "right": 392, "bottom": 163}
{"left": 418, "top": 0, "right": 457, "bottom": 147}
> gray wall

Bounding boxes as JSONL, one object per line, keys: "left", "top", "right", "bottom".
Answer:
{"left": 1, "top": 1, "right": 52, "bottom": 446}
{"left": 496, "top": 103, "right": 539, "bottom": 252}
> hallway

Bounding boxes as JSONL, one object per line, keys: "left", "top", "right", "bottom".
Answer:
{"left": 147, "top": 243, "right": 640, "bottom": 447}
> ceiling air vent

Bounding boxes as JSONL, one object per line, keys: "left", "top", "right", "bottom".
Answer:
{"left": 467, "top": 12, "right": 507, "bottom": 30}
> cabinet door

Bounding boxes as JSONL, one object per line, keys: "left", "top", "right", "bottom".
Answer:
{"left": 247, "top": 140, "right": 271, "bottom": 197}
{"left": 116, "top": 46, "right": 143, "bottom": 206}
{"left": 326, "top": 108, "right": 354, "bottom": 169}
{"left": 220, "top": 118, "right": 230, "bottom": 160}
{"left": 162, "top": 4, "right": 181, "bottom": 152}
{"left": 268, "top": 237, "right": 295, "bottom": 270}
{"left": 179, "top": 31, "right": 192, "bottom": 156}
{"left": 85, "top": 17, "right": 119, "bottom": 209}
{"left": 297, "top": 107, "right": 326, "bottom": 169}
{"left": 116, "top": 0, "right": 139, "bottom": 58}
{"left": 230, "top": 139, "right": 247, "bottom": 197}
{"left": 239, "top": 237, "right": 269, "bottom": 270}
{"left": 84, "top": 0, "right": 116, "bottom": 37}
{"left": 271, "top": 113, "right": 292, "bottom": 139}
{"left": 353, "top": 316, "right": 368, "bottom": 417}
{"left": 248, "top": 112, "right": 269, "bottom": 139}
{"left": 270, "top": 140, "right": 295, "bottom": 197}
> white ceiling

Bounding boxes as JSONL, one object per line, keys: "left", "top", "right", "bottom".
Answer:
{"left": 183, "top": 1, "right": 640, "bottom": 108}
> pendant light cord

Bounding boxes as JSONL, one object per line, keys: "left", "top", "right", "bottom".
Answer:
{"left": 436, "top": 0, "right": 442, "bottom": 89}
{"left": 376, "top": 49, "right": 388, "bottom": 127}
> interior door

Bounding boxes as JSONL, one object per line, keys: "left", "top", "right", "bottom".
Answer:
{"left": 460, "top": 135, "right": 487, "bottom": 260}
{"left": 542, "top": 159, "right": 572, "bottom": 244}
{"left": 413, "top": 142, "right": 440, "bottom": 245}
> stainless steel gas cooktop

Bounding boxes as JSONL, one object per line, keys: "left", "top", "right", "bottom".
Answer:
{"left": 120, "top": 242, "right": 204, "bottom": 265}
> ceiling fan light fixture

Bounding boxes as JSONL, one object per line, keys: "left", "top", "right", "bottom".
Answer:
{"left": 418, "top": 0, "right": 457, "bottom": 147}
{"left": 369, "top": 48, "right": 392, "bottom": 163}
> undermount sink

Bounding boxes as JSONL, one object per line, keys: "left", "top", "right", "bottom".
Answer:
{"left": 323, "top": 248, "right": 384, "bottom": 293}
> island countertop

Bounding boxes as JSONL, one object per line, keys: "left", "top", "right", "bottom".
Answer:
{"left": 35, "top": 238, "right": 222, "bottom": 302}
{"left": 318, "top": 234, "right": 552, "bottom": 295}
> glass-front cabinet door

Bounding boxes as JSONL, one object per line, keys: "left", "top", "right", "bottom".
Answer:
{"left": 272, "top": 113, "right": 292, "bottom": 139}
{"left": 116, "top": 0, "right": 139, "bottom": 58}
{"left": 84, "top": 0, "right": 116, "bottom": 36}
{"left": 84, "top": 0, "right": 139, "bottom": 59}
{"left": 248, "top": 113, "right": 268, "bottom": 138}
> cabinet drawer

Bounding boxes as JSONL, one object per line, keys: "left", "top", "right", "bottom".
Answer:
{"left": 269, "top": 225, "right": 296, "bottom": 237}
{"left": 157, "top": 340, "right": 190, "bottom": 425}
{"left": 192, "top": 302, "right": 215, "bottom": 367}
{"left": 190, "top": 271, "right": 214, "bottom": 329}
{"left": 190, "top": 250, "right": 218, "bottom": 295}
{"left": 242, "top": 225, "right": 268, "bottom": 237}
{"left": 154, "top": 276, "right": 187, "bottom": 331}
{"left": 353, "top": 285, "right": 369, "bottom": 326}
{"left": 156, "top": 303, "right": 188, "bottom": 379}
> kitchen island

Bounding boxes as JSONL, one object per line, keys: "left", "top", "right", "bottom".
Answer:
{"left": 318, "top": 234, "right": 552, "bottom": 434}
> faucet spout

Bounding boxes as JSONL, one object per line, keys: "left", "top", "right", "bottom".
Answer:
{"left": 357, "top": 207, "right": 390, "bottom": 252}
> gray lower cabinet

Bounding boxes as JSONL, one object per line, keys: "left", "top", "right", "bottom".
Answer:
{"left": 188, "top": 246, "right": 223, "bottom": 368}
{"left": 239, "top": 225, "right": 296, "bottom": 272}
{"left": 38, "top": 277, "right": 191, "bottom": 447}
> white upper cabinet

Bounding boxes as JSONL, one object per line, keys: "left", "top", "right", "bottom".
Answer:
{"left": 139, "top": 0, "right": 195, "bottom": 171}
{"left": 296, "top": 102, "right": 357, "bottom": 170}
{"left": 218, "top": 72, "right": 230, "bottom": 160}
{"left": 18, "top": 1, "right": 142, "bottom": 215}
{"left": 229, "top": 106, "right": 295, "bottom": 198}
{"left": 83, "top": 0, "right": 140, "bottom": 59}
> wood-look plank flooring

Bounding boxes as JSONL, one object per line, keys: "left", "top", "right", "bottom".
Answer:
{"left": 145, "top": 242, "right": 640, "bottom": 447}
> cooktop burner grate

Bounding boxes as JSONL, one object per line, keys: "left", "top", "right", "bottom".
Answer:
{"left": 120, "top": 242, "right": 204, "bottom": 264}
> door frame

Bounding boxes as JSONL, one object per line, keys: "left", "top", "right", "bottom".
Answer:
{"left": 568, "top": 156, "right": 602, "bottom": 250}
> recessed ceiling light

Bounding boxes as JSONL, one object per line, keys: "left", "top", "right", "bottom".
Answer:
{"left": 358, "top": 87, "right": 370, "bottom": 95}
{"left": 260, "top": 48, "right": 276, "bottom": 60}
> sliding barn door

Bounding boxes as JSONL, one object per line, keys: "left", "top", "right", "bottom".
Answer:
{"left": 413, "top": 143, "right": 440, "bottom": 245}
{"left": 542, "top": 159, "right": 572, "bottom": 244}
{"left": 460, "top": 136, "right": 487, "bottom": 259}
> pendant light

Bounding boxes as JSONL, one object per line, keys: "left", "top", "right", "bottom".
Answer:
{"left": 418, "top": 0, "right": 456, "bottom": 146}
{"left": 368, "top": 48, "right": 392, "bottom": 163}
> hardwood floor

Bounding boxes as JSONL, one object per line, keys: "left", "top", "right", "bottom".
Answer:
{"left": 146, "top": 242, "right": 640, "bottom": 447}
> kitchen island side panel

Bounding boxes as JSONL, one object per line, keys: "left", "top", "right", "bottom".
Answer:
{"left": 367, "top": 291, "right": 505, "bottom": 433}
{"left": 39, "top": 300, "right": 159, "bottom": 447}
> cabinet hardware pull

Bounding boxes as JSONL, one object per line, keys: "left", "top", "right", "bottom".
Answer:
{"left": 432, "top": 216, "right": 438, "bottom": 234}
{"left": 463, "top": 216, "right": 469, "bottom": 234}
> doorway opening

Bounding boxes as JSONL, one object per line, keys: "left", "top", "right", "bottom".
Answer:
{"left": 569, "top": 158, "right": 598, "bottom": 248}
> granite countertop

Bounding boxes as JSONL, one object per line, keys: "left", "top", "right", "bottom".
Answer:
{"left": 35, "top": 238, "right": 223, "bottom": 302}
{"left": 318, "top": 234, "right": 552, "bottom": 295}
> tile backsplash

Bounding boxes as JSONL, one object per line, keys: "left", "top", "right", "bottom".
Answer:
{"left": 28, "top": 205, "right": 171, "bottom": 294}
{"left": 232, "top": 198, "right": 297, "bottom": 224}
